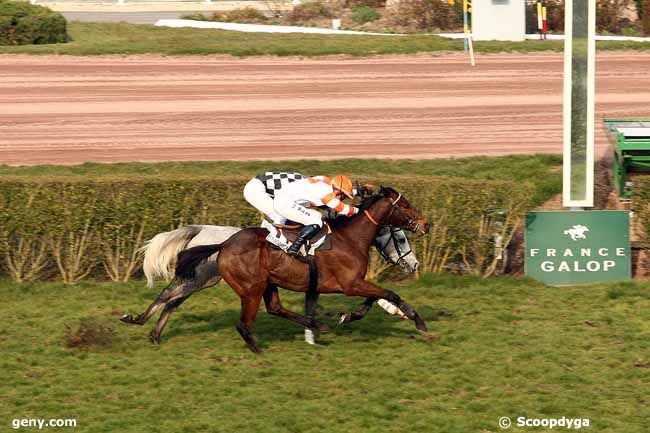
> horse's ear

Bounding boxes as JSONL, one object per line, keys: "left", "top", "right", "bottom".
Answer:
{"left": 361, "top": 183, "right": 376, "bottom": 198}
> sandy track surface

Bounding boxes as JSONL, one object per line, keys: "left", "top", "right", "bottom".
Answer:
{"left": 1, "top": 52, "right": 649, "bottom": 166}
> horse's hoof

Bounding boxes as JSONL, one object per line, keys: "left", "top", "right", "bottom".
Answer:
{"left": 248, "top": 343, "right": 263, "bottom": 354}
{"left": 318, "top": 323, "right": 330, "bottom": 334}
{"left": 338, "top": 313, "right": 351, "bottom": 324}
{"left": 149, "top": 331, "right": 161, "bottom": 345}
{"left": 415, "top": 319, "right": 428, "bottom": 333}
{"left": 120, "top": 314, "right": 134, "bottom": 324}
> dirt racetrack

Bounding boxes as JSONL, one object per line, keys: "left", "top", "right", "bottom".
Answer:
{"left": 1, "top": 52, "right": 649, "bottom": 165}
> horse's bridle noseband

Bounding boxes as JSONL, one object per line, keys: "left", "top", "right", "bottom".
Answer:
{"left": 364, "top": 193, "right": 420, "bottom": 233}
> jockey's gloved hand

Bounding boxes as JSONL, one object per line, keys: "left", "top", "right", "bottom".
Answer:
{"left": 353, "top": 180, "right": 362, "bottom": 197}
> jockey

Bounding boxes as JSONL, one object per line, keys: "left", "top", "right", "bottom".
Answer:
{"left": 243, "top": 172, "right": 306, "bottom": 225}
{"left": 274, "top": 175, "right": 358, "bottom": 256}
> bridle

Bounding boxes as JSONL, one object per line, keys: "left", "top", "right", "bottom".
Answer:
{"left": 364, "top": 193, "right": 420, "bottom": 233}
{"left": 374, "top": 226, "right": 413, "bottom": 266}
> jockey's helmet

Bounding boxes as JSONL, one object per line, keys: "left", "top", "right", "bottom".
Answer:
{"left": 331, "top": 175, "right": 354, "bottom": 199}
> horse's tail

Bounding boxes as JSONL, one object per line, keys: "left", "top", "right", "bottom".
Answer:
{"left": 140, "top": 225, "right": 203, "bottom": 288}
{"left": 175, "top": 243, "right": 224, "bottom": 282}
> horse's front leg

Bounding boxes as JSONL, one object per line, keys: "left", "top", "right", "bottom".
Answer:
{"left": 343, "top": 280, "right": 427, "bottom": 332}
{"left": 304, "top": 290, "right": 321, "bottom": 345}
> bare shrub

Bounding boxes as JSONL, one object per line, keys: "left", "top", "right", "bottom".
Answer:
{"left": 642, "top": 0, "right": 650, "bottom": 34}
{"left": 100, "top": 222, "right": 146, "bottom": 283}
{"left": 385, "top": 0, "right": 457, "bottom": 32}
{"left": 346, "top": 0, "right": 385, "bottom": 8}
{"left": 598, "top": 0, "right": 632, "bottom": 33}
{"left": 0, "top": 184, "right": 53, "bottom": 282}
{"left": 213, "top": 7, "right": 269, "bottom": 23}
{"left": 0, "top": 235, "right": 50, "bottom": 282}
{"left": 288, "top": 1, "right": 333, "bottom": 21}
{"left": 527, "top": 1, "right": 641, "bottom": 35}
{"left": 418, "top": 210, "right": 453, "bottom": 274}
{"left": 351, "top": 5, "right": 382, "bottom": 23}
{"left": 266, "top": 0, "right": 293, "bottom": 18}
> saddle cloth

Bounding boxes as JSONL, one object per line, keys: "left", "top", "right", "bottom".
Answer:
{"left": 261, "top": 220, "right": 331, "bottom": 256}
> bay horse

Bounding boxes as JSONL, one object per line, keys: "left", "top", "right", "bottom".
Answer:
{"left": 174, "top": 186, "right": 430, "bottom": 353}
{"left": 120, "top": 223, "right": 419, "bottom": 344}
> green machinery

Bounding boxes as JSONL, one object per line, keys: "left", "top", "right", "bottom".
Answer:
{"left": 604, "top": 118, "right": 650, "bottom": 200}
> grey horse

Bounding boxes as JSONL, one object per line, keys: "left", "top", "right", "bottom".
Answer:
{"left": 121, "top": 224, "right": 419, "bottom": 344}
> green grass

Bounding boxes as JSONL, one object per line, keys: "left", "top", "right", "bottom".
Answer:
{"left": 0, "top": 154, "right": 562, "bottom": 206}
{"left": 1, "top": 274, "right": 649, "bottom": 432}
{"left": 0, "top": 22, "right": 649, "bottom": 56}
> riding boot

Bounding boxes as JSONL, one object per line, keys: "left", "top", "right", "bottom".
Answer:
{"left": 287, "top": 224, "right": 321, "bottom": 257}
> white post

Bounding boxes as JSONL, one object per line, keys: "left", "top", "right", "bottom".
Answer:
{"left": 562, "top": 0, "right": 596, "bottom": 208}
{"left": 467, "top": 33, "right": 476, "bottom": 67}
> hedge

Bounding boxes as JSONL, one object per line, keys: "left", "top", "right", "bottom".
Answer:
{"left": 0, "top": 175, "right": 535, "bottom": 283}
{"left": 0, "top": 0, "right": 67, "bottom": 45}
{"left": 632, "top": 175, "right": 650, "bottom": 244}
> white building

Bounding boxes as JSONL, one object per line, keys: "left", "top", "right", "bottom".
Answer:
{"left": 471, "top": 0, "right": 526, "bottom": 41}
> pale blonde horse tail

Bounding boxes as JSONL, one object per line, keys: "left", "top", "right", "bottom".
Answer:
{"left": 139, "top": 225, "right": 203, "bottom": 288}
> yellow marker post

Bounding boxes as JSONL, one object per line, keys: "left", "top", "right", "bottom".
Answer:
{"left": 463, "top": 0, "right": 475, "bottom": 66}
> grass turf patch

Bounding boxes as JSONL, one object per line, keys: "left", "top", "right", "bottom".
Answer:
{"left": 0, "top": 154, "right": 562, "bottom": 207}
{"left": 0, "top": 22, "right": 649, "bottom": 56}
{"left": 1, "top": 274, "right": 649, "bottom": 432}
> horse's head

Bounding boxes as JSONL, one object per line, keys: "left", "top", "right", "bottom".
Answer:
{"left": 359, "top": 183, "right": 376, "bottom": 199}
{"left": 375, "top": 226, "right": 420, "bottom": 273}
{"left": 379, "top": 186, "right": 429, "bottom": 235}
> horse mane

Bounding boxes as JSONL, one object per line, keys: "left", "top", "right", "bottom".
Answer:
{"left": 325, "top": 194, "right": 383, "bottom": 229}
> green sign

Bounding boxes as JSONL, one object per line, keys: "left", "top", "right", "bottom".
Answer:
{"left": 526, "top": 211, "right": 630, "bottom": 285}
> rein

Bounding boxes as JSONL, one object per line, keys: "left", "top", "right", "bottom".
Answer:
{"left": 364, "top": 210, "right": 379, "bottom": 226}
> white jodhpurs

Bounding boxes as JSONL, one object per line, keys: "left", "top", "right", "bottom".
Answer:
{"left": 243, "top": 178, "right": 286, "bottom": 225}
{"left": 273, "top": 193, "right": 323, "bottom": 227}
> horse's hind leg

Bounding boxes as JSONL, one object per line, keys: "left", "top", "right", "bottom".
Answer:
{"left": 122, "top": 260, "right": 220, "bottom": 328}
{"left": 149, "top": 274, "right": 223, "bottom": 343}
{"left": 236, "top": 295, "right": 264, "bottom": 354}
{"left": 120, "top": 287, "right": 171, "bottom": 326}
{"left": 149, "top": 294, "right": 191, "bottom": 344}
{"left": 121, "top": 281, "right": 200, "bottom": 326}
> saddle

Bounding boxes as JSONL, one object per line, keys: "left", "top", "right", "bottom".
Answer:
{"left": 261, "top": 220, "right": 332, "bottom": 257}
